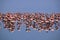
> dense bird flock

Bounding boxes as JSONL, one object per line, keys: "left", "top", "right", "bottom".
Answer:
{"left": 0, "top": 12, "right": 60, "bottom": 32}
